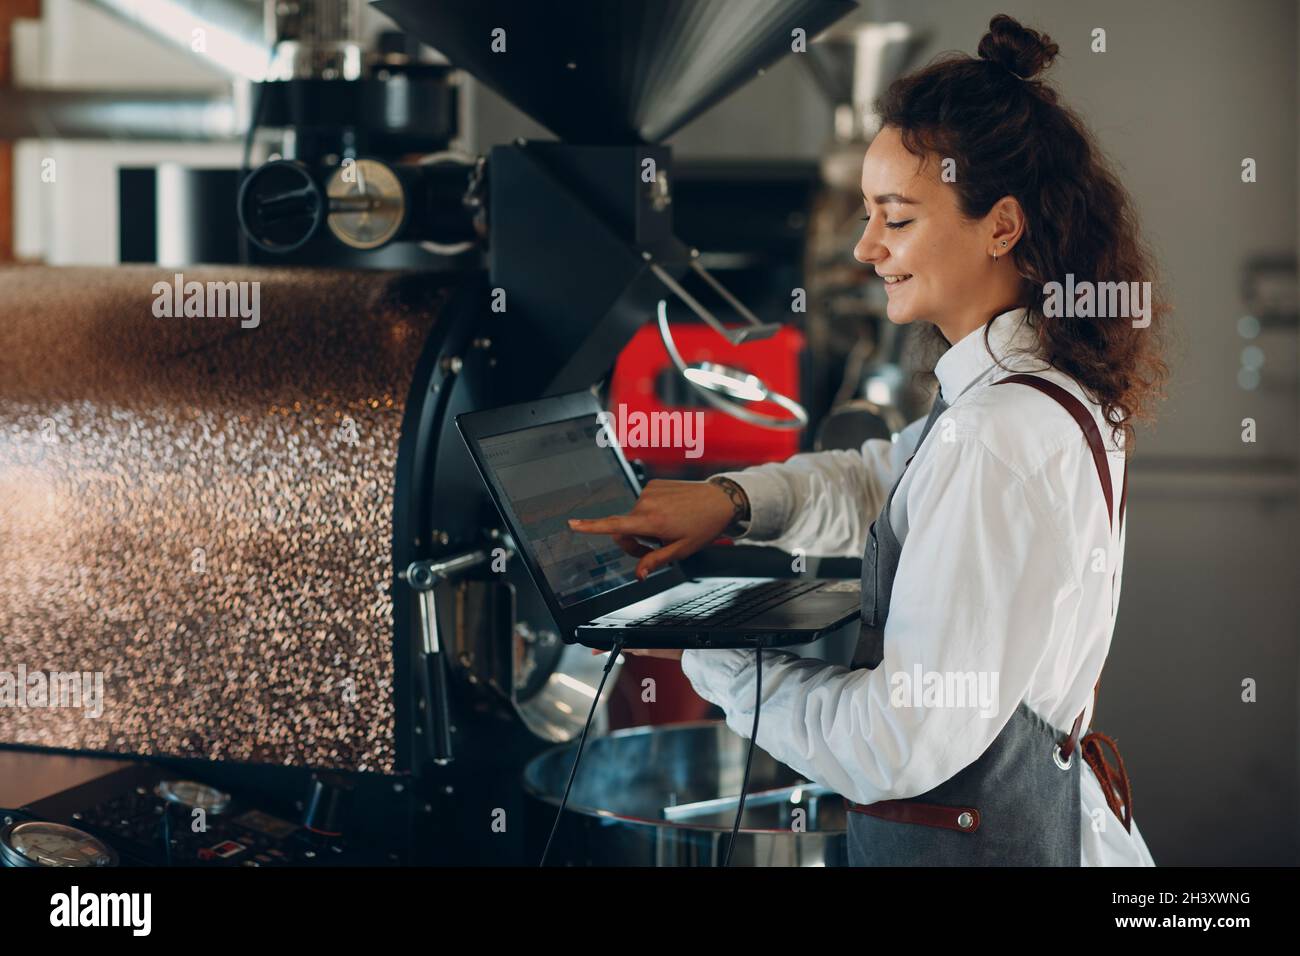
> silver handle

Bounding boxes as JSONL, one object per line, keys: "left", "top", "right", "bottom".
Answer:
{"left": 648, "top": 259, "right": 783, "bottom": 345}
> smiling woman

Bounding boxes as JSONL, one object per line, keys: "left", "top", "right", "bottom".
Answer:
{"left": 575, "top": 13, "right": 1171, "bottom": 869}
{"left": 869, "top": 13, "right": 1169, "bottom": 447}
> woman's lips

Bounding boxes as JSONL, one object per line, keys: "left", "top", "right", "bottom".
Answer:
{"left": 882, "top": 273, "right": 913, "bottom": 291}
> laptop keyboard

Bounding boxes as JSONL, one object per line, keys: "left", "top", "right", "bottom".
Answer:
{"left": 628, "top": 579, "right": 823, "bottom": 629}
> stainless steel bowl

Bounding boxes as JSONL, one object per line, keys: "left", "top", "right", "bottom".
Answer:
{"left": 523, "top": 721, "right": 847, "bottom": 866}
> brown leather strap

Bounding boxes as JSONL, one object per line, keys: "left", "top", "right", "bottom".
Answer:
{"left": 993, "top": 373, "right": 1128, "bottom": 763}
{"left": 1118, "top": 445, "right": 1129, "bottom": 537}
{"left": 994, "top": 373, "right": 1123, "bottom": 530}
{"left": 845, "top": 798, "right": 981, "bottom": 833}
{"left": 1060, "top": 709, "right": 1087, "bottom": 763}
{"left": 1081, "top": 731, "right": 1134, "bottom": 833}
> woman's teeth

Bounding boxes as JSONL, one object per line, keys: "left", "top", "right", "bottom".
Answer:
{"left": 882, "top": 274, "right": 912, "bottom": 285}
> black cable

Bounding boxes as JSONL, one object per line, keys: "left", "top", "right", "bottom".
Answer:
{"left": 158, "top": 800, "right": 173, "bottom": 867}
{"left": 539, "top": 639, "right": 624, "bottom": 867}
{"left": 723, "top": 646, "right": 763, "bottom": 867}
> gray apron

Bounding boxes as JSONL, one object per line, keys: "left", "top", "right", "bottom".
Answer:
{"left": 845, "top": 373, "right": 1129, "bottom": 866}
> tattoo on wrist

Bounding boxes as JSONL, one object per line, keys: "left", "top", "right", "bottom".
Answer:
{"left": 709, "top": 476, "right": 751, "bottom": 536}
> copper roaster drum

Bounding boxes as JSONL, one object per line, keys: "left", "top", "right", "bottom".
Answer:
{"left": 0, "top": 266, "right": 449, "bottom": 772}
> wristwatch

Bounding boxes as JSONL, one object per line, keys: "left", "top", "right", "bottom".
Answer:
{"left": 707, "top": 475, "right": 752, "bottom": 538}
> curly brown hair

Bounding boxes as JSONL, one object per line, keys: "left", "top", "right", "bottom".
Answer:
{"left": 879, "top": 14, "right": 1169, "bottom": 450}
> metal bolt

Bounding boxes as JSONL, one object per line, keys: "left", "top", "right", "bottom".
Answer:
{"left": 957, "top": 812, "right": 974, "bottom": 829}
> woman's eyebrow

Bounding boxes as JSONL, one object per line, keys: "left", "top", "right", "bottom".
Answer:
{"left": 863, "top": 192, "right": 920, "bottom": 205}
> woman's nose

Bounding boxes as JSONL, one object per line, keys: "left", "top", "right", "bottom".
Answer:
{"left": 854, "top": 231, "right": 884, "bottom": 265}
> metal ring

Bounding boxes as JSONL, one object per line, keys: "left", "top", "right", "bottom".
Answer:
{"left": 1052, "top": 743, "right": 1073, "bottom": 771}
{"left": 656, "top": 301, "right": 808, "bottom": 430}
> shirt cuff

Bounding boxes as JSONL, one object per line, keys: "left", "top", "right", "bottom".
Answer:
{"left": 711, "top": 469, "right": 790, "bottom": 541}
{"left": 680, "top": 648, "right": 753, "bottom": 707}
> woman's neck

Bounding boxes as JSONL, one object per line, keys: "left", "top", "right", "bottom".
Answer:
{"left": 935, "top": 303, "right": 1022, "bottom": 346}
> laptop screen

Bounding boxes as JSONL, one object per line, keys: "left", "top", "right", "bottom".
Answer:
{"left": 476, "top": 416, "right": 646, "bottom": 607}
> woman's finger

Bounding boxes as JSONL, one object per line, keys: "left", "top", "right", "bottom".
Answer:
{"left": 635, "top": 537, "right": 696, "bottom": 579}
{"left": 568, "top": 515, "right": 643, "bottom": 536}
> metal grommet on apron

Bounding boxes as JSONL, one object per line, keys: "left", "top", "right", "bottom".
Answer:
{"left": 843, "top": 373, "right": 1132, "bottom": 866}
{"left": 1052, "top": 744, "right": 1074, "bottom": 771}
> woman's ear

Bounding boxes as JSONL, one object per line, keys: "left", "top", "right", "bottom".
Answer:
{"left": 987, "top": 195, "right": 1026, "bottom": 254}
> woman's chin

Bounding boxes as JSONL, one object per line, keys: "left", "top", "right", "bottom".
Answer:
{"left": 883, "top": 301, "right": 916, "bottom": 325}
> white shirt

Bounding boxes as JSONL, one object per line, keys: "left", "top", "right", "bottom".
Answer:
{"left": 681, "top": 307, "right": 1155, "bottom": 866}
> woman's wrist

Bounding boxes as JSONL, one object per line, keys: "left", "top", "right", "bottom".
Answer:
{"left": 707, "top": 475, "right": 751, "bottom": 537}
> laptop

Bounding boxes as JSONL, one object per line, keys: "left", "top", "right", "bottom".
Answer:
{"left": 456, "top": 391, "right": 863, "bottom": 650}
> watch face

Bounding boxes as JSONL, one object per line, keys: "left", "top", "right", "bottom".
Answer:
{"left": 2, "top": 821, "right": 118, "bottom": 868}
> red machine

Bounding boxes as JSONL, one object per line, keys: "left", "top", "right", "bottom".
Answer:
{"left": 608, "top": 322, "right": 806, "bottom": 475}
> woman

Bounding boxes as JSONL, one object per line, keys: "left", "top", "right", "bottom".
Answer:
{"left": 570, "top": 15, "right": 1167, "bottom": 866}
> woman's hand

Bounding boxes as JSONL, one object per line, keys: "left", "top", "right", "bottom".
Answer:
{"left": 568, "top": 478, "right": 744, "bottom": 580}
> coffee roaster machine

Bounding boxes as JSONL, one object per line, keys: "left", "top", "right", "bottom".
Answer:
{"left": 0, "top": 0, "right": 869, "bottom": 866}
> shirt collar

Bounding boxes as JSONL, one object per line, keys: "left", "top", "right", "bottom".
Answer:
{"left": 933, "top": 307, "right": 1039, "bottom": 405}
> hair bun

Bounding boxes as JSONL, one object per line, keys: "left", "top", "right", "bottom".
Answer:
{"left": 977, "top": 14, "right": 1059, "bottom": 80}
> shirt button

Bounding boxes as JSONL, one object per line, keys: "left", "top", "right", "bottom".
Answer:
{"left": 957, "top": 812, "right": 975, "bottom": 830}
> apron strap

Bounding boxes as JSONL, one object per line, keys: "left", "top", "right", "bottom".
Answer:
{"left": 992, "top": 373, "right": 1129, "bottom": 778}
{"left": 1080, "top": 731, "right": 1134, "bottom": 832}
{"left": 993, "top": 373, "right": 1123, "bottom": 530}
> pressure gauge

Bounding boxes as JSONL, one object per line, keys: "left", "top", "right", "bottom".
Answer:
{"left": 326, "top": 158, "right": 408, "bottom": 249}
{"left": 0, "top": 821, "right": 119, "bottom": 868}
{"left": 155, "top": 779, "right": 231, "bottom": 814}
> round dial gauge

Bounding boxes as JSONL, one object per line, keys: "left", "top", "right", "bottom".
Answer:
{"left": 0, "top": 821, "right": 118, "bottom": 868}
{"left": 154, "top": 780, "right": 231, "bottom": 814}
{"left": 326, "top": 158, "right": 408, "bottom": 249}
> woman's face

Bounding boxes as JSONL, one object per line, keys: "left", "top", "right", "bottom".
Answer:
{"left": 853, "top": 126, "right": 1007, "bottom": 341}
